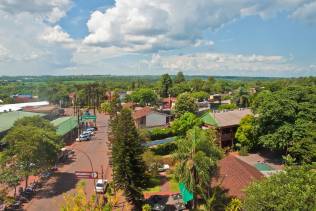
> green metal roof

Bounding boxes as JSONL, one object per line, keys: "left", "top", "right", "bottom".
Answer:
{"left": 179, "top": 182, "right": 193, "bottom": 203}
{"left": 51, "top": 116, "right": 78, "bottom": 136}
{"left": 200, "top": 112, "right": 218, "bottom": 126}
{"left": 0, "top": 111, "right": 46, "bottom": 133}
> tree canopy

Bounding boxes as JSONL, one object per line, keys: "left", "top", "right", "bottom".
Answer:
{"left": 171, "top": 112, "right": 202, "bottom": 136}
{"left": 243, "top": 166, "right": 316, "bottom": 211}
{"left": 159, "top": 74, "right": 173, "bottom": 98}
{"left": 1, "top": 116, "right": 61, "bottom": 188}
{"left": 129, "top": 88, "right": 158, "bottom": 106}
{"left": 174, "top": 71, "right": 186, "bottom": 84}
{"left": 251, "top": 86, "right": 316, "bottom": 163}
{"left": 174, "top": 92, "right": 198, "bottom": 117}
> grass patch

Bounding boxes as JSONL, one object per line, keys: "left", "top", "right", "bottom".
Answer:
{"left": 144, "top": 176, "right": 161, "bottom": 193}
{"left": 167, "top": 173, "right": 179, "bottom": 192}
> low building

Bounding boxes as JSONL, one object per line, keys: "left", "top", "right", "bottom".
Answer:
{"left": 209, "top": 94, "right": 231, "bottom": 109}
{"left": 0, "top": 111, "right": 46, "bottom": 138}
{"left": 11, "top": 94, "right": 33, "bottom": 103}
{"left": 201, "top": 108, "right": 252, "bottom": 147}
{"left": 161, "top": 97, "right": 177, "bottom": 110}
{"left": 133, "top": 107, "right": 170, "bottom": 128}
{"left": 51, "top": 116, "right": 78, "bottom": 144}
{"left": 212, "top": 154, "right": 263, "bottom": 198}
{"left": 23, "top": 105, "right": 64, "bottom": 120}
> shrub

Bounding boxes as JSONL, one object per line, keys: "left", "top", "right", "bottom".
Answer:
{"left": 138, "top": 129, "right": 151, "bottom": 142}
{"left": 239, "top": 146, "right": 249, "bottom": 156}
{"left": 218, "top": 103, "right": 238, "bottom": 111}
{"left": 149, "top": 127, "right": 174, "bottom": 140}
{"left": 151, "top": 143, "right": 178, "bottom": 156}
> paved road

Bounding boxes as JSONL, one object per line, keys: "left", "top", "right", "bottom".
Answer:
{"left": 25, "top": 112, "right": 111, "bottom": 211}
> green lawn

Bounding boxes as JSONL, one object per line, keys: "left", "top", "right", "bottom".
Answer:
{"left": 167, "top": 174, "right": 180, "bottom": 192}
{"left": 144, "top": 177, "right": 161, "bottom": 193}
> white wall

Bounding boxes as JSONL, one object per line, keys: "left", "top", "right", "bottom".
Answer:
{"left": 146, "top": 112, "right": 167, "bottom": 127}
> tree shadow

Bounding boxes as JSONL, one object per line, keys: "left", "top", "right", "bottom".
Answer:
{"left": 35, "top": 172, "right": 78, "bottom": 199}
{"left": 258, "top": 150, "right": 284, "bottom": 165}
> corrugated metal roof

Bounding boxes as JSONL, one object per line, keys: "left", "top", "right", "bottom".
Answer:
{"left": 51, "top": 116, "right": 78, "bottom": 136}
{"left": 201, "top": 109, "right": 252, "bottom": 127}
{"left": 0, "top": 111, "right": 46, "bottom": 133}
{"left": 0, "top": 101, "right": 49, "bottom": 112}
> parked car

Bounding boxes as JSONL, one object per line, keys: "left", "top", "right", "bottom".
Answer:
{"left": 83, "top": 130, "right": 94, "bottom": 136}
{"left": 95, "top": 179, "right": 108, "bottom": 193}
{"left": 78, "top": 134, "right": 91, "bottom": 141}
{"left": 86, "top": 127, "right": 96, "bottom": 132}
{"left": 158, "top": 164, "right": 170, "bottom": 172}
{"left": 0, "top": 202, "right": 5, "bottom": 211}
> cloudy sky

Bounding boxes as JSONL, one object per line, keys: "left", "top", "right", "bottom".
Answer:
{"left": 0, "top": 0, "right": 315, "bottom": 76}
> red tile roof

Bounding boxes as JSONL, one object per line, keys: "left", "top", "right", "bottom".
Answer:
{"left": 213, "top": 154, "right": 264, "bottom": 198}
{"left": 161, "top": 97, "right": 177, "bottom": 103}
{"left": 132, "top": 107, "right": 152, "bottom": 119}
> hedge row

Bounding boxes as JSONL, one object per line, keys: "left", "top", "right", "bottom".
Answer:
{"left": 149, "top": 127, "right": 175, "bottom": 140}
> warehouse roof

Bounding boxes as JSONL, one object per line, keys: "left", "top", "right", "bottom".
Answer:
{"left": 201, "top": 109, "right": 252, "bottom": 127}
{"left": 0, "top": 101, "right": 49, "bottom": 113}
{"left": 0, "top": 111, "right": 46, "bottom": 133}
{"left": 51, "top": 116, "right": 78, "bottom": 136}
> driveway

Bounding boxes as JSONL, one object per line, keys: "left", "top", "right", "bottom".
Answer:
{"left": 25, "top": 111, "right": 111, "bottom": 211}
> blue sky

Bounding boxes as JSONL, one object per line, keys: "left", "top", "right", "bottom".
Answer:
{"left": 0, "top": 0, "right": 315, "bottom": 76}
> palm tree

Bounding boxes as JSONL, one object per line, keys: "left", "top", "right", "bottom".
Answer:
{"left": 174, "top": 127, "right": 222, "bottom": 209}
{"left": 234, "top": 86, "right": 250, "bottom": 108}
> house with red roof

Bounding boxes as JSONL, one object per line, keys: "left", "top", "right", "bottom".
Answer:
{"left": 161, "top": 97, "right": 177, "bottom": 110}
{"left": 213, "top": 154, "right": 264, "bottom": 198}
{"left": 133, "top": 107, "right": 170, "bottom": 128}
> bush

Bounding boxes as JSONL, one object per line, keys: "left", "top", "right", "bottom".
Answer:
{"left": 138, "top": 129, "right": 151, "bottom": 142}
{"left": 218, "top": 103, "right": 237, "bottom": 111}
{"left": 149, "top": 127, "right": 174, "bottom": 140}
{"left": 239, "top": 146, "right": 249, "bottom": 156}
{"left": 151, "top": 143, "right": 178, "bottom": 156}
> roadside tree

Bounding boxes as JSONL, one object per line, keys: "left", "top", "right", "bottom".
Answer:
{"left": 3, "top": 117, "right": 61, "bottom": 188}
{"left": 111, "top": 109, "right": 147, "bottom": 209}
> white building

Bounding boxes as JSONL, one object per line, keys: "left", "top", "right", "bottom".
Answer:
{"left": 132, "top": 107, "right": 170, "bottom": 128}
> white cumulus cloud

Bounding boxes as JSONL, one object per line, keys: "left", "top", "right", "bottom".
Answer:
{"left": 40, "top": 25, "right": 73, "bottom": 43}
{"left": 0, "top": 0, "right": 72, "bottom": 23}
{"left": 83, "top": 0, "right": 246, "bottom": 52}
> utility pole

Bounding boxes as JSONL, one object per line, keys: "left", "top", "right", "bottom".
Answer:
{"left": 101, "top": 165, "right": 104, "bottom": 180}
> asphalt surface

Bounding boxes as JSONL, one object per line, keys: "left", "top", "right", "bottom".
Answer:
{"left": 25, "top": 112, "right": 111, "bottom": 211}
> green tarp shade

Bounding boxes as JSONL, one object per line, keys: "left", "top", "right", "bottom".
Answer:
{"left": 81, "top": 115, "right": 96, "bottom": 120}
{"left": 200, "top": 112, "right": 218, "bottom": 126}
{"left": 51, "top": 117, "right": 78, "bottom": 136}
{"left": 179, "top": 182, "right": 193, "bottom": 203}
